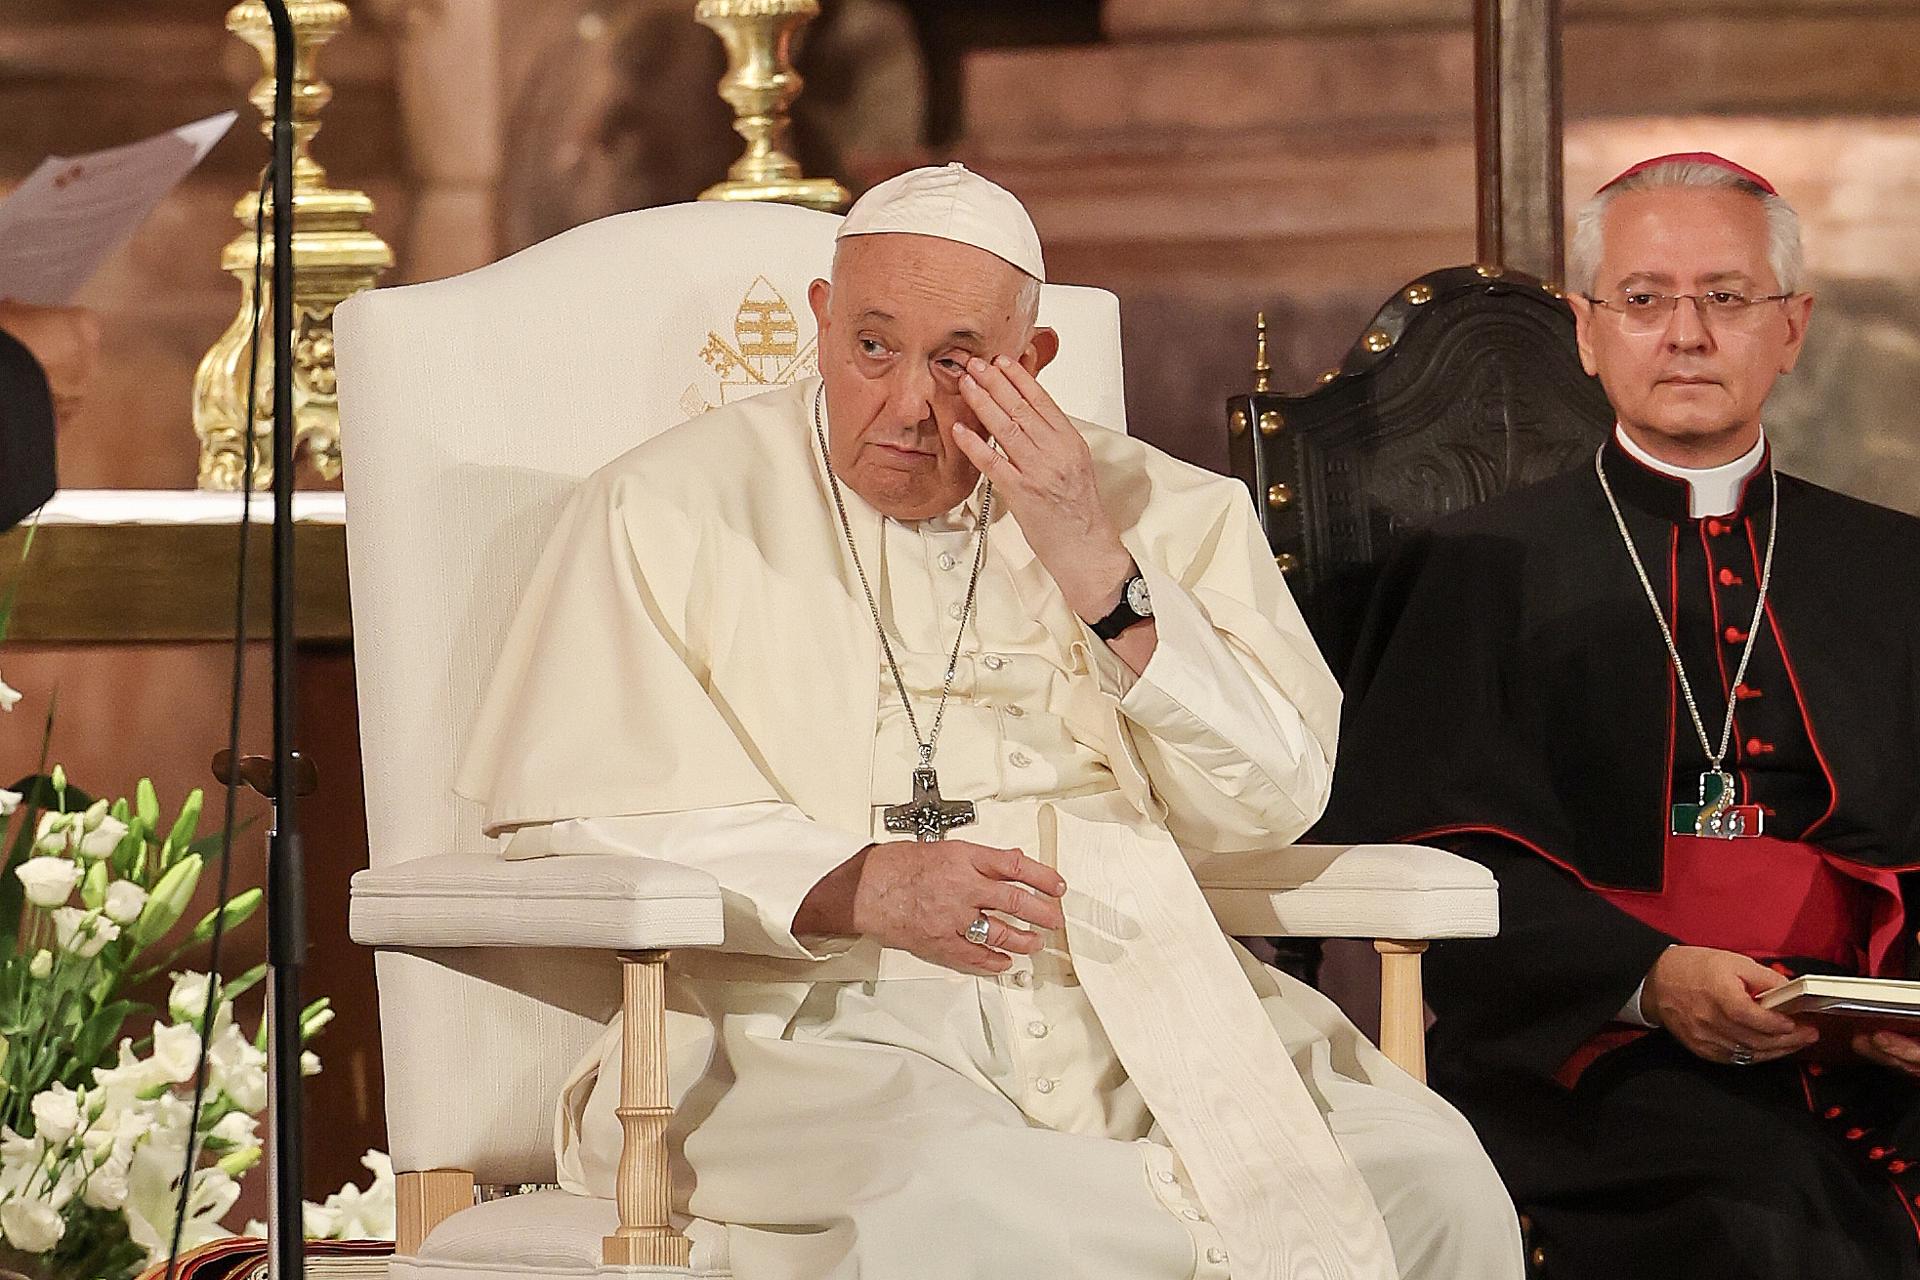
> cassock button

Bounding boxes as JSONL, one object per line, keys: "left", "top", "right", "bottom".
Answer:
{"left": 1707, "top": 519, "right": 1730, "bottom": 536}
{"left": 1206, "top": 1247, "right": 1228, "bottom": 1265}
{"left": 1847, "top": 1127, "right": 1867, "bottom": 1140}
{"left": 1724, "top": 626, "right": 1749, "bottom": 644}
{"left": 1892, "top": 1160, "right": 1911, "bottom": 1174}
{"left": 947, "top": 601, "right": 965, "bottom": 621}
{"left": 1004, "top": 704, "right": 1025, "bottom": 718}
{"left": 937, "top": 552, "right": 957, "bottom": 571}
{"left": 1027, "top": 1020, "right": 1049, "bottom": 1039}
{"left": 1009, "top": 970, "right": 1032, "bottom": 988}
{"left": 1718, "top": 567, "right": 1743, "bottom": 587}
{"left": 1824, "top": 1106, "right": 1844, "bottom": 1120}
{"left": 1531, "top": 1247, "right": 1548, "bottom": 1270}
{"left": 1871, "top": 1147, "right": 1891, "bottom": 1161}
{"left": 982, "top": 653, "right": 1006, "bottom": 670}
{"left": 1735, "top": 683, "right": 1761, "bottom": 700}
{"left": 1746, "top": 738, "right": 1773, "bottom": 756}
{"left": 1181, "top": 1208, "right": 1204, "bottom": 1222}
{"left": 1157, "top": 1171, "right": 1177, "bottom": 1185}
{"left": 1034, "top": 1077, "right": 1056, "bottom": 1095}
{"left": 1009, "top": 750, "right": 1033, "bottom": 768}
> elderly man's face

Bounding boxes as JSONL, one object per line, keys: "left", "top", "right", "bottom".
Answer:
{"left": 1572, "top": 186, "right": 1813, "bottom": 464}
{"left": 808, "top": 234, "right": 1057, "bottom": 520}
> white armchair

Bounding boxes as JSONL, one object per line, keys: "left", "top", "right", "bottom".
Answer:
{"left": 334, "top": 200, "right": 1497, "bottom": 1279}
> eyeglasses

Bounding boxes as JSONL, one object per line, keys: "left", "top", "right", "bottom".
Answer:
{"left": 1584, "top": 290, "right": 1795, "bottom": 334}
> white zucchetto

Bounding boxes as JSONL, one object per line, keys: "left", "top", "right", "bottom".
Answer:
{"left": 836, "top": 162, "right": 1046, "bottom": 283}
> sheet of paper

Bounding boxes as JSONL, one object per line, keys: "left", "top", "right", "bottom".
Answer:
{"left": 0, "top": 111, "right": 238, "bottom": 307}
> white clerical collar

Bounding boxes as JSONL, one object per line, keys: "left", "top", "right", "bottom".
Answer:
{"left": 1613, "top": 425, "right": 1766, "bottom": 518}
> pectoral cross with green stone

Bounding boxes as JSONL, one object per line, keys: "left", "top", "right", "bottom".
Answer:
{"left": 883, "top": 766, "right": 976, "bottom": 843}
{"left": 1671, "top": 769, "right": 1766, "bottom": 840}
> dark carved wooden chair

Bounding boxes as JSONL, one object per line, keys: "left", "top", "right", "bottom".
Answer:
{"left": 1227, "top": 264, "right": 1614, "bottom": 682}
{"left": 1227, "top": 265, "right": 1614, "bottom": 1279}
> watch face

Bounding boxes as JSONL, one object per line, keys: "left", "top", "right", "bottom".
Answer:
{"left": 1125, "top": 575, "right": 1153, "bottom": 617}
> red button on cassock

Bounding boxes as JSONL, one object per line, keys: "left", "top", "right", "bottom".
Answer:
{"left": 1824, "top": 1106, "right": 1844, "bottom": 1120}
{"left": 1872, "top": 1147, "right": 1891, "bottom": 1161}
{"left": 1724, "top": 626, "right": 1749, "bottom": 644}
{"left": 1893, "top": 1160, "right": 1911, "bottom": 1174}
{"left": 1746, "top": 739, "right": 1773, "bottom": 756}
{"left": 1848, "top": 1128, "right": 1868, "bottom": 1141}
{"left": 1718, "top": 567, "right": 1742, "bottom": 586}
{"left": 1735, "top": 683, "right": 1761, "bottom": 699}
{"left": 1707, "top": 519, "right": 1729, "bottom": 536}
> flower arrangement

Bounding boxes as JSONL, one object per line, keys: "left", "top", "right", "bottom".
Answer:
{"left": 0, "top": 538, "right": 382, "bottom": 1276}
{"left": 0, "top": 768, "right": 332, "bottom": 1279}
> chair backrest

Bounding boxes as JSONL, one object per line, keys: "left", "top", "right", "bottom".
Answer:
{"left": 1227, "top": 266, "right": 1613, "bottom": 677}
{"left": 333, "top": 199, "right": 1127, "bottom": 1181}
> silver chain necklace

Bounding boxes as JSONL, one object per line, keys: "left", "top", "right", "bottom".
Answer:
{"left": 1594, "top": 444, "right": 1778, "bottom": 838}
{"left": 814, "top": 381, "right": 991, "bottom": 841}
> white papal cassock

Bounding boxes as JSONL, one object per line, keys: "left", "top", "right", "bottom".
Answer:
{"left": 456, "top": 378, "right": 1523, "bottom": 1280}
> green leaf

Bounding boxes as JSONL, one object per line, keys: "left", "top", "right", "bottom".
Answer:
{"left": 68, "top": 999, "right": 134, "bottom": 1086}
{"left": 222, "top": 962, "right": 268, "bottom": 1005}
{"left": 135, "top": 779, "right": 159, "bottom": 830}
{"left": 191, "top": 887, "right": 262, "bottom": 942}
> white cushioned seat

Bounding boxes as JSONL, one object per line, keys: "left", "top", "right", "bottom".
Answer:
{"left": 396, "top": 1191, "right": 732, "bottom": 1280}
{"left": 1196, "top": 843, "right": 1498, "bottom": 940}
{"left": 349, "top": 855, "right": 724, "bottom": 951}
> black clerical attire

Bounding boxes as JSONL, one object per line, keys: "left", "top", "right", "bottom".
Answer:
{"left": 1319, "top": 433, "right": 1920, "bottom": 1279}
{"left": 0, "top": 326, "right": 57, "bottom": 532}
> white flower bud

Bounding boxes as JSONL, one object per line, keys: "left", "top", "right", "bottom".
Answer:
{"left": 29, "top": 1086, "right": 80, "bottom": 1146}
{"left": 28, "top": 950, "right": 51, "bottom": 980}
{"left": 168, "top": 971, "right": 214, "bottom": 1024}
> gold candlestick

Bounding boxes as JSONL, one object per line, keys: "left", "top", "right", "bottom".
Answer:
{"left": 192, "top": 0, "right": 394, "bottom": 490}
{"left": 695, "top": 0, "right": 850, "bottom": 212}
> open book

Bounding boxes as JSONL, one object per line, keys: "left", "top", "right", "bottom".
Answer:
{"left": 1760, "top": 975, "right": 1920, "bottom": 1044}
{"left": 134, "top": 1237, "right": 391, "bottom": 1280}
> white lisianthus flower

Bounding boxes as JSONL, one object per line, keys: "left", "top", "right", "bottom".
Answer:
{"left": 28, "top": 949, "right": 51, "bottom": 980}
{"left": 15, "top": 856, "right": 80, "bottom": 909}
{"left": 0, "top": 788, "right": 20, "bottom": 815}
{"left": 208, "top": 1021, "right": 268, "bottom": 1113}
{"left": 151, "top": 1022, "right": 202, "bottom": 1084}
{"left": 0, "top": 1198, "right": 63, "bottom": 1252}
{"left": 83, "top": 1155, "right": 130, "bottom": 1210}
{"left": 51, "top": 906, "right": 119, "bottom": 958}
{"left": 209, "top": 1110, "right": 257, "bottom": 1149}
{"left": 76, "top": 813, "right": 129, "bottom": 860}
{"left": 33, "top": 811, "right": 74, "bottom": 856}
{"left": 315, "top": 1149, "right": 397, "bottom": 1240}
{"left": 0, "top": 675, "right": 21, "bottom": 713}
{"left": 29, "top": 1083, "right": 82, "bottom": 1146}
{"left": 104, "top": 878, "right": 149, "bottom": 925}
{"left": 167, "top": 971, "right": 212, "bottom": 1024}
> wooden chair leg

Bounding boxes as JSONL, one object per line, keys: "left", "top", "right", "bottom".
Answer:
{"left": 396, "top": 1168, "right": 475, "bottom": 1255}
{"left": 603, "top": 949, "right": 692, "bottom": 1267}
{"left": 1374, "top": 939, "right": 1430, "bottom": 1083}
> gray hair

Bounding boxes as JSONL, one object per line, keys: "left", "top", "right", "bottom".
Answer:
{"left": 1569, "top": 160, "right": 1804, "bottom": 296}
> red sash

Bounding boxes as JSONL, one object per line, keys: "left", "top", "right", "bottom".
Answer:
{"left": 1556, "top": 835, "right": 1905, "bottom": 1086}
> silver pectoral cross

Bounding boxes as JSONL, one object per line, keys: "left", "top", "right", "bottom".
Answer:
{"left": 883, "top": 766, "right": 976, "bottom": 843}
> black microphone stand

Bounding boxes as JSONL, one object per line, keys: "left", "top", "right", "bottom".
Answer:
{"left": 261, "top": 5, "right": 309, "bottom": 1279}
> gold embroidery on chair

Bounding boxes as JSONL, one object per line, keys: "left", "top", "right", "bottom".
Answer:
{"left": 681, "top": 276, "right": 819, "bottom": 420}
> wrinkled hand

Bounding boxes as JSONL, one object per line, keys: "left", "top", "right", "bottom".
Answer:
{"left": 1853, "top": 1030, "right": 1920, "bottom": 1078}
{"left": 1641, "top": 946, "right": 1818, "bottom": 1065}
{"left": 852, "top": 838, "right": 1067, "bottom": 976}
{"left": 0, "top": 301, "right": 101, "bottom": 425}
{"left": 951, "top": 355, "right": 1132, "bottom": 621}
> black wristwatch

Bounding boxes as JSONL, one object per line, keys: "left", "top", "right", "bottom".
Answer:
{"left": 1090, "top": 572, "right": 1153, "bottom": 640}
